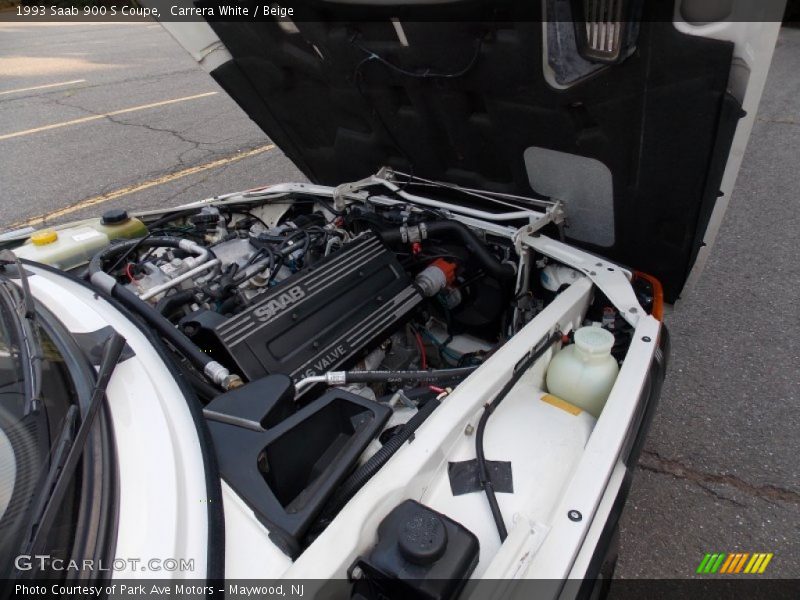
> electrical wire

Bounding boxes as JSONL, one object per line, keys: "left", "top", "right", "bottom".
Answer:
{"left": 350, "top": 34, "right": 484, "bottom": 80}
{"left": 124, "top": 263, "right": 137, "bottom": 283}
{"left": 146, "top": 207, "right": 200, "bottom": 230}
{"left": 413, "top": 329, "right": 427, "bottom": 370}
{"left": 349, "top": 31, "right": 483, "bottom": 190}
{"left": 419, "top": 328, "right": 461, "bottom": 364}
{"left": 105, "top": 233, "right": 152, "bottom": 275}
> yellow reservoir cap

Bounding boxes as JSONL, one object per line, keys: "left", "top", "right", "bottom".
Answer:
{"left": 31, "top": 230, "right": 58, "bottom": 246}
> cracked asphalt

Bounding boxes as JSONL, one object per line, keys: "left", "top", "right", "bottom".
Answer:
{"left": 0, "top": 21, "right": 305, "bottom": 227}
{"left": 1, "top": 21, "right": 797, "bottom": 581}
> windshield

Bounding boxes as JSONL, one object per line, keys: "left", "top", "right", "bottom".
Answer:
{"left": 0, "top": 303, "right": 82, "bottom": 578}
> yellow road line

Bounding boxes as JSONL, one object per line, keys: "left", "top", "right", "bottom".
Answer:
{"left": 10, "top": 144, "right": 276, "bottom": 229}
{"left": 0, "top": 91, "right": 217, "bottom": 141}
{"left": 0, "top": 79, "right": 86, "bottom": 97}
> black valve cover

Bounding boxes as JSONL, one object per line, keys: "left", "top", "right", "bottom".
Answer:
{"left": 213, "top": 234, "right": 422, "bottom": 381}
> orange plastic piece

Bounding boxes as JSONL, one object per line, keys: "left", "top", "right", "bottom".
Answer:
{"left": 633, "top": 271, "right": 664, "bottom": 321}
{"left": 430, "top": 258, "right": 457, "bottom": 286}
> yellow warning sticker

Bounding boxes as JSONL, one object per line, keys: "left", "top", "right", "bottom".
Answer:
{"left": 540, "top": 394, "right": 582, "bottom": 416}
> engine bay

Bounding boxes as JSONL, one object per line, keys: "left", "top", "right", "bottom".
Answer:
{"left": 88, "top": 183, "right": 586, "bottom": 401}
{"left": 69, "top": 173, "right": 662, "bottom": 561}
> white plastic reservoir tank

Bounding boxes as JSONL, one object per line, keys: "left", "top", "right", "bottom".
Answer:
{"left": 545, "top": 326, "right": 619, "bottom": 418}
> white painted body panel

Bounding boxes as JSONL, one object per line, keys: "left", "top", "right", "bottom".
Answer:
{"left": 17, "top": 182, "right": 661, "bottom": 593}
{"left": 221, "top": 481, "right": 292, "bottom": 578}
{"left": 24, "top": 266, "right": 210, "bottom": 579}
{"left": 18, "top": 191, "right": 661, "bottom": 592}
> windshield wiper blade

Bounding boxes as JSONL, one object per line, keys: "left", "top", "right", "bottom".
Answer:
{"left": 17, "top": 332, "right": 127, "bottom": 561}
{"left": 0, "top": 250, "right": 43, "bottom": 415}
{"left": 0, "top": 250, "right": 35, "bottom": 319}
{"left": 19, "top": 404, "right": 79, "bottom": 549}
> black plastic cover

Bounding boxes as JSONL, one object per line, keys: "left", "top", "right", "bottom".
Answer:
{"left": 204, "top": 6, "right": 741, "bottom": 301}
{"left": 211, "top": 234, "right": 422, "bottom": 381}
{"left": 207, "top": 387, "right": 391, "bottom": 558}
{"left": 352, "top": 500, "right": 479, "bottom": 600}
{"left": 205, "top": 374, "right": 296, "bottom": 429}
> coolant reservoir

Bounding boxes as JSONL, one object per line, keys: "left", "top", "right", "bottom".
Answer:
{"left": 13, "top": 226, "right": 110, "bottom": 270}
{"left": 545, "top": 326, "right": 619, "bottom": 418}
{"left": 13, "top": 210, "right": 147, "bottom": 270}
{"left": 92, "top": 209, "right": 148, "bottom": 240}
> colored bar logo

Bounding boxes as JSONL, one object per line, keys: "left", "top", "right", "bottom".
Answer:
{"left": 696, "top": 552, "right": 773, "bottom": 574}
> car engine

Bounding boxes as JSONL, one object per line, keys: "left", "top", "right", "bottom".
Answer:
{"left": 88, "top": 196, "right": 535, "bottom": 401}
{"left": 82, "top": 181, "right": 653, "bottom": 557}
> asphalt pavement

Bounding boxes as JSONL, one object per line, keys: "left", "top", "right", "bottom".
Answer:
{"left": 615, "top": 26, "right": 800, "bottom": 580}
{"left": 0, "top": 21, "right": 305, "bottom": 230}
{"left": 1, "top": 20, "right": 797, "bottom": 581}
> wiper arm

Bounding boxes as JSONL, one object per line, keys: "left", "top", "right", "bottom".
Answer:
{"left": 0, "top": 250, "right": 35, "bottom": 320}
{"left": 20, "top": 404, "right": 79, "bottom": 548}
{"left": 17, "top": 332, "right": 127, "bottom": 561}
{"left": 0, "top": 250, "right": 43, "bottom": 415}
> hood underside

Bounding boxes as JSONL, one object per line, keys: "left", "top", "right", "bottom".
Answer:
{"left": 196, "top": 2, "right": 747, "bottom": 302}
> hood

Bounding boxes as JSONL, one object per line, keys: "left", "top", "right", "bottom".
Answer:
{"left": 155, "top": 1, "right": 783, "bottom": 302}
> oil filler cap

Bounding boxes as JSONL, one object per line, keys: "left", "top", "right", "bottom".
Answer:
{"left": 398, "top": 511, "right": 448, "bottom": 565}
{"left": 101, "top": 208, "right": 130, "bottom": 225}
{"left": 31, "top": 230, "right": 58, "bottom": 246}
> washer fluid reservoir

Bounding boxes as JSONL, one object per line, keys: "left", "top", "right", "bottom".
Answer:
{"left": 545, "top": 326, "right": 619, "bottom": 418}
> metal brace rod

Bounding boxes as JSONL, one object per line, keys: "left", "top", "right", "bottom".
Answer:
{"left": 517, "top": 233, "right": 642, "bottom": 327}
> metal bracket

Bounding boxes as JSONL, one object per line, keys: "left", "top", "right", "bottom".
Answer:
{"left": 517, "top": 233, "right": 642, "bottom": 327}
{"left": 332, "top": 175, "right": 384, "bottom": 211}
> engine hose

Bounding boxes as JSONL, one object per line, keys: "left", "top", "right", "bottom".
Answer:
{"left": 294, "top": 366, "right": 478, "bottom": 396}
{"left": 322, "top": 397, "right": 440, "bottom": 519}
{"left": 341, "top": 366, "right": 476, "bottom": 384}
{"left": 251, "top": 233, "right": 289, "bottom": 245}
{"left": 476, "top": 329, "right": 563, "bottom": 542}
{"left": 155, "top": 289, "right": 195, "bottom": 317}
{"left": 146, "top": 207, "right": 201, "bottom": 230}
{"left": 186, "top": 370, "right": 222, "bottom": 402}
{"left": 216, "top": 295, "right": 240, "bottom": 316}
{"left": 378, "top": 221, "right": 516, "bottom": 280}
{"left": 233, "top": 246, "right": 276, "bottom": 285}
{"left": 88, "top": 236, "right": 183, "bottom": 276}
{"left": 89, "top": 270, "right": 241, "bottom": 391}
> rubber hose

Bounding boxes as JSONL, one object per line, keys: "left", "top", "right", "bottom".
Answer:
{"left": 146, "top": 208, "right": 201, "bottom": 230}
{"left": 475, "top": 404, "right": 507, "bottom": 540}
{"left": 342, "top": 366, "right": 477, "bottom": 384}
{"left": 324, "top": 398, "right": 440, "bottom": 518}
{"left": 216, "top": 295, "right": 240, "bottom": 316}
{"left": 379, "top": 221, "right": 515, "bottom": 280}
{"left": 88, "top": 236, "right": 183, "bottom": 276}
{"left": 108, "top": 282, "right": 215, "bottom": 372}
{"left": 185, "top": 368, "right": 221, "bottom": 402}
{"left": 476, "top": 329, "right": 563, "bottom": 542}
{"left": 155, "top": 289, "right": 195, "bottom": 317}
